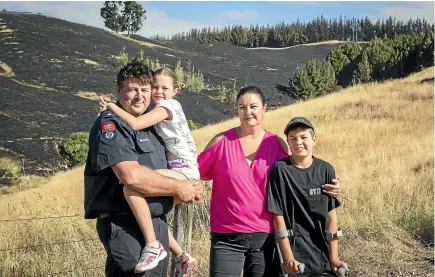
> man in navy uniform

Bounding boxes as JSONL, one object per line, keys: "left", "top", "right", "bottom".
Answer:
{"left": 84, "top": 59, "right": 204, "bottom": 277}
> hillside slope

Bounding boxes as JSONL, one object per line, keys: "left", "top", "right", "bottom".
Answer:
{"left": 0, "top": 68, "right": 433, "bottom": 277}
{"left": 0, "top": 12, "right": 359, "bottom": 174}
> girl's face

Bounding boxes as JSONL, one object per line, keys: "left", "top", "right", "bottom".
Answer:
{"left": 236, "top": 93, "right": 266, "bottom": 128}
{"left": 151, "top": 74, "right": 178, "bottom": 102}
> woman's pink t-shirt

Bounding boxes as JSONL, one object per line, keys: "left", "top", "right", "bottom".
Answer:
{"left": 198, "top": 128, "right": 288, "bottom": 234}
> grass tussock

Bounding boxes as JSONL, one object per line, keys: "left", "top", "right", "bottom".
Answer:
{"left": 0, "top": 28, "right": 13, "bottom": 33}
{"left": 0, "top": 157, "right": 20, "bottom": 179}
{"left": 0, "top": 62, "right": 15, "bottom": 77}
{"left": 0, "top": 157, "right": 48, "bottom": 194}
{"left": 78, "top": 58, "right": 98, "bottom": 65}
{"left": 0, "top": 68, "right": 433, "bottom": 276}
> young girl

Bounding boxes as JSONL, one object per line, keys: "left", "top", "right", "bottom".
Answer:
{"left": 99, "top": 67, "right": 198, "bottom": 275}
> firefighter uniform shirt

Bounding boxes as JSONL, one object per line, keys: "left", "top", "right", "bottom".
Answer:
{"left": 267, "top": 156, "right": 341, "bottom": 274}
{"left": 84, "top": 108, "right": 173, "bottom": 219}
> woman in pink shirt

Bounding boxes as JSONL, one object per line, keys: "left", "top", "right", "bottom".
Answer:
{"left": 198, "top": 86, "right": 340, "bottom": 277}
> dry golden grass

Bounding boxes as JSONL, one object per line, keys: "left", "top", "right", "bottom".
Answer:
{"left": 78, "top": 58, "right": 98, "bottom": 65}
{"left": 10, "top": 78, "right": 59, "bottom": 92}
{"left": 47, "top": 58, "right": 63, "bottom": 63}
{"left": 0, "top": 157, "right": 20, "bottom": 178}
{"left": 0, "top": 68, "right": 433, "bottom": 276}
{"left": 0, "top": 28, "right": 13, "bottom": 33}
{"left": 0, "top": 62, "right": 15, "bottom": 77}
{"left": 76, "top": 91, "right": 116, "bottom": 101}
{"left": 112, "top": 32, "right": 190, "bottom": 55}
{"left": 111, "top": 33, "right": 162, "bottom": 49}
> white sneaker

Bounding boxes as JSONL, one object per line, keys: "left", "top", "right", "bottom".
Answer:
{"left": 134, "top": 241, "right": 167, "bottom": 273}
{"left": 175, "top": 252, "right": 197, "bottom": 277}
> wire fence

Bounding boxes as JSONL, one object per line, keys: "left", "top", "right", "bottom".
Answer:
{"left": 0, "top": 214, "right": 105, "bottom": 277}
{"left": 1, "top": 213, "right": 433, "bottom": 276}
{"left": 0, "top": 214, "right": 81, "bottom": 222}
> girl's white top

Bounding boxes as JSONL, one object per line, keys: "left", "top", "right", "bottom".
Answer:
{"left": 154, "top": 99, "right": 198, "bottom": 167}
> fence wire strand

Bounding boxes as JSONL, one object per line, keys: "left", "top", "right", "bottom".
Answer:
{"left": 0, "top": 214, "right": 81, "bottom": 222}
{"left": 0, "top": 238, "right": 100, "bottom": 252}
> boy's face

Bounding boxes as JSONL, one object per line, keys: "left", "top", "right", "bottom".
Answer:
{"left": 287, "top": 126, "right": 316, "bottom": 158}
{"left": 117, "top": 78, "right": 152, "bottom": 117}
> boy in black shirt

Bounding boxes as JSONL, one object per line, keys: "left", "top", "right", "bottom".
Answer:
{"left": 267, "top": 117, "right": 348, "bottom": 277}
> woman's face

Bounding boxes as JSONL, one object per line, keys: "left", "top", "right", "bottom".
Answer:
{"left": 237, "top": 92, "right": 266, "bottom": 128}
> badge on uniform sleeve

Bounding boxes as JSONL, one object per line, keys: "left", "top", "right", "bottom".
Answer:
{"left": 101, "top": 121, "right": 116, "bottom": 139}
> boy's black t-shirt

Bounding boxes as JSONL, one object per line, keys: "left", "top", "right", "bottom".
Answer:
{"left": 267, "top": 156, "right": 341, "bottom": 274}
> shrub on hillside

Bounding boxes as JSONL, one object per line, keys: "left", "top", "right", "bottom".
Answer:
{"left": 144, "top": 57, "right": 163, "bottom": 71}
{"left": 414, "top": 28, "right": 434, "bottom": 70}
{"left": 215, "top": 81, "right": 238, "bottom": 104}
{"left": 352, "top": 52, "right": 372, "bottom": 84}
{"left": 326, "top": 42, "right": 362, "bottom": 76}
{"left": 135, "top": 50, "right": 165, "bottom": 71}
{"left": 187, "top": 120, "right": 199, "bottom": 130}
{"left": 230, "top": 77, "right": 238, "bottom": 105}
{"left": 140, "top": 58, "right": 206, "bottom": 94}
{"left": 64, "top": 132, "right": 89, "bottom": 166}
{"left": 185, "top": 70, "right": 205, "bottom": 93}
{"left": 116, "top": 48, "right": 129, "bottom": 67}
{"left": 217, "top": 83, "right": 229, "bottom": 103}
{"left": 174, "top": 61, "right": 185, "bottom": 87}
{"left": 288, "top": 59, "right": 336, "bottom": 100}
{"left": 364, "top": 36, "right": 399, "bottom": 80}
{"left": 0, "top": 157, "right": 20, "bottom": 186}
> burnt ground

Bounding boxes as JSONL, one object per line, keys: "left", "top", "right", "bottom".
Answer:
{"left": 0, "top": 12, "right": 343, "bottom": 175}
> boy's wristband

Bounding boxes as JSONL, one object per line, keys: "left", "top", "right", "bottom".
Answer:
{"left": 274, "top": 229, "right": 294, "bottom": 239}
{"left": 326, "top": 228, "right": 343, "bottom": 240}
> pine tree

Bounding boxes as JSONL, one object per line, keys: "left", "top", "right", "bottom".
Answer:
{"left": 100, "top": 1, "right": 124, "bottom": 33}
{"left": 121, "top": 1, "right": 146, "bottom": 36}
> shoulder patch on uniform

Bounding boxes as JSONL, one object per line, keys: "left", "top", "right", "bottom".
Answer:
{"left": 101, "top": 121, "right": 116, "bottom": 139}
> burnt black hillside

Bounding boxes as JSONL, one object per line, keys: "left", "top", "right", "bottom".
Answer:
{"left": 0, "top": 12, "right": 343, "bottom": 175}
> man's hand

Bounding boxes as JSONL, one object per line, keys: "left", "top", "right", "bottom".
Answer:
{"left": 323, "top": 178, "right": 341, "bottom": 198}
{"left": 193, "top": 181, "right": 205, "bottom": 202}
{"left": 331, "top": 259, "right": 348, "bottom": 276}
{"left": 284, "top": 258, "right": 301, "bottom": 274}
{"left": 175, "top": 180, "right": 197, "bottom": 203}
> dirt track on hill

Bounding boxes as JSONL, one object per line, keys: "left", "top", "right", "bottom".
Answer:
{"left": 0, "top": 12, "right": 342, "bottom": 174}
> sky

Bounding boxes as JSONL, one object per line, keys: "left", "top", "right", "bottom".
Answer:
{"left": 0, "top": 1, "right": 433, "bottom": 38}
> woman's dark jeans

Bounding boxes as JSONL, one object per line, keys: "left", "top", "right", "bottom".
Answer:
{"left": 209, "top": 232, "right": 281, "bottom": 277}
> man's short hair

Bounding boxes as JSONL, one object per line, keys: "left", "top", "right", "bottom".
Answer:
{"left": 117, "top": 58, "right": 153, "bottom": 88}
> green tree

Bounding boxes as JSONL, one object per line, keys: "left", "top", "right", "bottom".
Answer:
{"left": 352, "top": 51, "right": 372, "bottom": 84}
{"left": 100, "top": 1, "right": 124, "bottom": 33}
{"left": 64, "top": 132, "right": 89, "bottom": 166}
{"left": 121, "top": 1, "right": 147, "bottom": 36}
{"left": 100, "top": 1, "right": 146, "bottom": 36}
{"left": 364, "top": 36, "right": 399, "bottom": 80}
{"left": 288, "top": 59, "right": 336, "bottom": 100}
{"left": 326, "top": 42, "right": 362, "bottom": 76}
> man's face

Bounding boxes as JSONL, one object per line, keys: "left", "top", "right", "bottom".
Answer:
{"left": 117, "top": 78, "right": 151, "bottom": 117}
